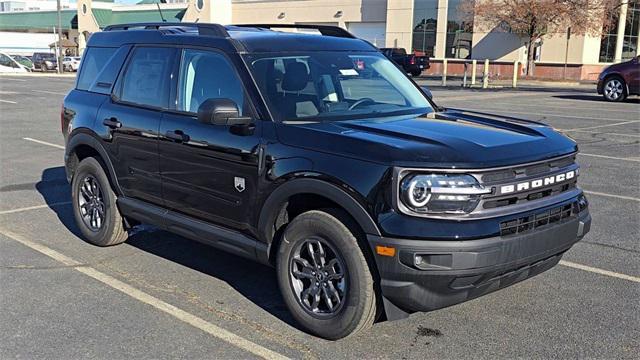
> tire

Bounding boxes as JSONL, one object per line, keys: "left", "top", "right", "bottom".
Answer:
{"left": 276, "top": 209, "right": 377, "bottom": 339}
{"left": 71, "top": 157, "right": 128, "bottom": 247}
{"left": 602, "top": 76, "right": 627, "bottom": 102}
{"left": 410, "top": 69, "right": 422, "bottom": 77}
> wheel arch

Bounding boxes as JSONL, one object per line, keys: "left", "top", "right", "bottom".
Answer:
{"left": 258, "top": 178, "right": 381, "bottom": 261}
{"left": 65, "top": 132, "right": 123, "bottom": 195}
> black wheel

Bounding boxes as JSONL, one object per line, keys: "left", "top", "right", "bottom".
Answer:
{"left": 71, "top": 157, "right": 128, "bottom": 246}
{"left": 410, "top": 69, "right": 422, "bottom": 77}
{"left": 603, "top": 76, "right": 627, "bottom": 102}
{"left": 276, "top": 209, "right": 377, "bottom": 339}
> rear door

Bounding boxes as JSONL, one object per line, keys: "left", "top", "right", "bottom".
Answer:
{"left": 159, "top": 48, "right": 262, "bottom": 231}
{"left": 97, "top": 46, "right": 177, "bottom": 206}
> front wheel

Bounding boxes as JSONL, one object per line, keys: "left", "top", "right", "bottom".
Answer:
{"left": 603, "top": 77, "right": 627, "bottom": 102}
{"left": 410, "top": 69, "right": 422, "bottom": 77}
{"left": 276, "top": 210, "right": 377, "bottom": 339}
{"left": 71, "top": 157, "right": 128, "bottom": 246}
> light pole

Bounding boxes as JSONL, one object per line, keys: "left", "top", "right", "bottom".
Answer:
{"left": 56, "top": 0, "right": 63, "bottom": 73}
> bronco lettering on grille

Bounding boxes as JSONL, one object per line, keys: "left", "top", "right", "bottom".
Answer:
{"left": 499, "top": 170, "right": 576, "bottom": 195}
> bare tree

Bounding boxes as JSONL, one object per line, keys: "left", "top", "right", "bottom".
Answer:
{"left": 460, "top": 0, "right": 622, "bottom": 76}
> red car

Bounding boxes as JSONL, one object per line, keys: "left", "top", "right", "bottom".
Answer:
{"left": 597, "top": 55, "right": 640, "bottom": 102}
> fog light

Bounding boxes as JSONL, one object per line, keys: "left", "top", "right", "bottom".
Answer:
{"left": 415, "top": 255, "right": 423, "bottom": 265}
{"left": 578, "top": 194, "right": 588, "bottom": 212}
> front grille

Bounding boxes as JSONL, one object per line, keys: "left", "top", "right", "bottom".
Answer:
{"left": 477, "top": 154, "right": 579, "bottom": 211}
{"left": 500, "top": 203, "right": 574, "bottom": 236}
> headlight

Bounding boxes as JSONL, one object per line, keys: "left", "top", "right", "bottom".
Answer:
{"left": 399, "top": 173, "right": 491, "bottom": 215}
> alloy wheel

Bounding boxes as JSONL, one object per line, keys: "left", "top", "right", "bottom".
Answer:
{"left": 289, "top": 237, "right": 347, "bottom": 317}
{"left": 77, "top": 175, "right": 105, "bottom": 231}
{"left": 604, "top": 79, "right": 623, "bottom": 100}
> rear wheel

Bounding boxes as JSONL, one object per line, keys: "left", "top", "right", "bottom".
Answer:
{"left": 410, "top": 69, "right": 422, "bottom": 77}
{"left": 71, "top": 157, "right": 128, "bottom": 246}
{"left": 276, "top": 209, "right": 377, "bottom": 339}
{"left": 603, "top": 76, "right": 627, "bottom": 102}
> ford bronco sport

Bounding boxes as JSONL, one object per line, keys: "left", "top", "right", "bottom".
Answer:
{"left": 62, "top": 23, "right": 591, "bottom": 340}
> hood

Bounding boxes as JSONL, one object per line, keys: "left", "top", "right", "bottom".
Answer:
{"left": 275, "top": 109, "right": 578, "bottom": 169}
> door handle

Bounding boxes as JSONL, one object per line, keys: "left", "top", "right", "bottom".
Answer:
{"left": 165, "top": 130, "right": 190, "bottom": 143}
{"left": 103, "top": 117, "right": 122, "bottom": 129}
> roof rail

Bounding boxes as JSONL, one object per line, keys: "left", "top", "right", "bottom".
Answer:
{"left": 103, "top": 22, "right": 229, "bottom": 37}
{"left": 231, "top": 24, "right": 355, "bottom": 39}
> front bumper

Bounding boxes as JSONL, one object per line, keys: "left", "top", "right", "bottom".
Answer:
{"left": 369, "top": 204, "right": 591, "bottom": 317}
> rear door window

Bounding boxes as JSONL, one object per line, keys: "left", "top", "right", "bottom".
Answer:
{"left": 119, "top": 47, "right": 176, "bottom": 109}
{"left": 76, "top": 47, "right": 117, "bottom": 90}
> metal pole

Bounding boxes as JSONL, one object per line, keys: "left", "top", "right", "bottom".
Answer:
{"left": 462, "top": 61, "right": 467, "bottom": 87}
{"left": 442, "top": 59, "right": 447, "bottom": 86}
{"left": 482, "top": 59, "right": 489, "bottom": 89}
{"left": 471, "top": 59, "right": 477, "bottom": 85}
{"left": 512, "top": 61, "right": 518, "bottom": 88}
{"left": 56, "top": 0, "right": 63, "bottom": 73}
{"left": 563, "top": 27, "right": 571, "bottom": 79}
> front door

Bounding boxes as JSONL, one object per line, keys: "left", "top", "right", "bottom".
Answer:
{"left": 159, "top": 48, "right": 262, "bottom": 232}
{"left": 99, "top": 46, "right": 177, "bottom": 206}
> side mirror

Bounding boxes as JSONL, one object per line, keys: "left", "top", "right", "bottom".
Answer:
{"left": 420, "top": 86, "right": 433, "bottom": 100}
{"left": 197, "top": 98, "right": 252, "bottom": 126}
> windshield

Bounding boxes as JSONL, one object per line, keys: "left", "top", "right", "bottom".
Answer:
{"left": 246, "top": 52, "right": 433, "bottom": 122}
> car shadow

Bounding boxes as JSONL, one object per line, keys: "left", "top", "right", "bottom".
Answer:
{"left": 552, "top": 94, "right": 640, "bottom": 103}
{"left": 36, "top": 166, "right": 297, "bottom": 327}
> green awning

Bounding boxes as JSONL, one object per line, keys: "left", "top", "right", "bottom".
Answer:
{"left": 93, "top": 8, "right": 186, "bottom": 28}
{"left": 0, "top": 10, "right": 78, "bottom": 30}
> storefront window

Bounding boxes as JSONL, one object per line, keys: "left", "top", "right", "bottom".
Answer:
{"left": 600, "top": 0, "right": 639, "bottom": 62}
{"left": 445, "top": 0, "right": 473, "bottom": 58}
{"left": 412, "top": 0, "right": 438, "bottom": 57}
{"left": 622, "top": 0, "right": 639, "bottom": 60}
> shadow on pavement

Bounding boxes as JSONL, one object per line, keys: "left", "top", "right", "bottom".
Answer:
{"left": 553, "top": 94, "right": 640, "bottom": 103}
{"left": 36, "top": 166, "right": 295, "bottom": 327}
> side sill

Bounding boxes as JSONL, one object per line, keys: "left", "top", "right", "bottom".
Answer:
{"left": 117, "top": 197, "right": 270, "bottom": 266}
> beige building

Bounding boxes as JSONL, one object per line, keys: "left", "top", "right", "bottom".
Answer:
{"left": 2, "top": 0, "right": 638, "bottom": 79}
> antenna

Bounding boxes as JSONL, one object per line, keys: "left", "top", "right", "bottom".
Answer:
{"left": 156, "top": 0, "right": 167, "bottom": 23}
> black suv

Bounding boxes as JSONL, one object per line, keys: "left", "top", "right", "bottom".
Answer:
{"left": 63, "top": 23, "right": 591, "bottom": 339}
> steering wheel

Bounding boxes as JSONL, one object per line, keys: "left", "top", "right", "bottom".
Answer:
{"left": 348, "top": 98, "right": 375, "bottom": 110}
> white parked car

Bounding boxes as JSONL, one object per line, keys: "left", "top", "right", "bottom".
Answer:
{"left": 0, "top": 51, "right": 28, "bottom": 73}
{"left": 62, "top": 56, "right": 81, "bottom": 72}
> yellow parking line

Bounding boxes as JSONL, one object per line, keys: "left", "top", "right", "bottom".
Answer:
{"left": 0, "top": 228, "right": 290, "bottom": 360}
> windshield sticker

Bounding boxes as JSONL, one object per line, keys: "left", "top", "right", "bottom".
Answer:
{"left": 339, "top": 69, "right": 358, "bottom": 76}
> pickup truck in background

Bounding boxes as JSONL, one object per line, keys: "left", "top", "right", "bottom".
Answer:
{"left": 380, "top": 48, "right": 429, "bottom": 77}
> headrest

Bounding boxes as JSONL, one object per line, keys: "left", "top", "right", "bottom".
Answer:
{"left": 282, "top": 62, "right": 309, "bottom": 92}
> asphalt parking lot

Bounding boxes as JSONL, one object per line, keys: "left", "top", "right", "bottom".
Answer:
{"left": 0, "top": 75, "right": 638, "bottom": 359}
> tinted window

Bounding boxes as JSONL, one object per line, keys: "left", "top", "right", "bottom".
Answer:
{"left": 177, "top": 49, "right": 246, "bottom": 114}
{"left": 77, "top": 47, "right": 116, "bottom": 90}
{"left": 120, "top": 47, "right": 175, "bottom": 109}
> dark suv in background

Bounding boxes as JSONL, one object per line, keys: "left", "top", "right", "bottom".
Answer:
{"left": 32, "top": 52, "right": 58, "bottom": 71}
{"left": 597, "top": 55, "right": 640, "bottom": 102}
{"left": 63, "top": 23, "right": 591, "bottom": 339}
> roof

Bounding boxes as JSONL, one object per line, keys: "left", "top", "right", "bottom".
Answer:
{"left": 0, "top": 10, "right": 77, "bottom": 30}
{"left": 227, "top": 27, "right": 376, "bottom": 53}
{"left": 93, "top": 8, "right": 186, "bottom": 28}
{"left": 90, "top": 24, "right": 377, "bottom": 53}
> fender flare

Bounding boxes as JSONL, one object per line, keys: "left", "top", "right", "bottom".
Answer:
{"left": 258, "top": 178, "right": 381, "bottom": 245}
{"left": 65, "top": 132, "right": 123, "bottom": 195}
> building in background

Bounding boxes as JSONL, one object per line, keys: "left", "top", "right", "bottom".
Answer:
{"left": 0, "top": 0, "right": 637, "bottom": 79}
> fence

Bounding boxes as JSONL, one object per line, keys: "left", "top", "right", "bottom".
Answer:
{"left": 425, "top": 59, "right": 524, "bottom": 88}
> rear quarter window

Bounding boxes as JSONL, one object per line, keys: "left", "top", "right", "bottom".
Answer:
{"left": 76, "top": 47, "right": 117, "bottom": 91}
